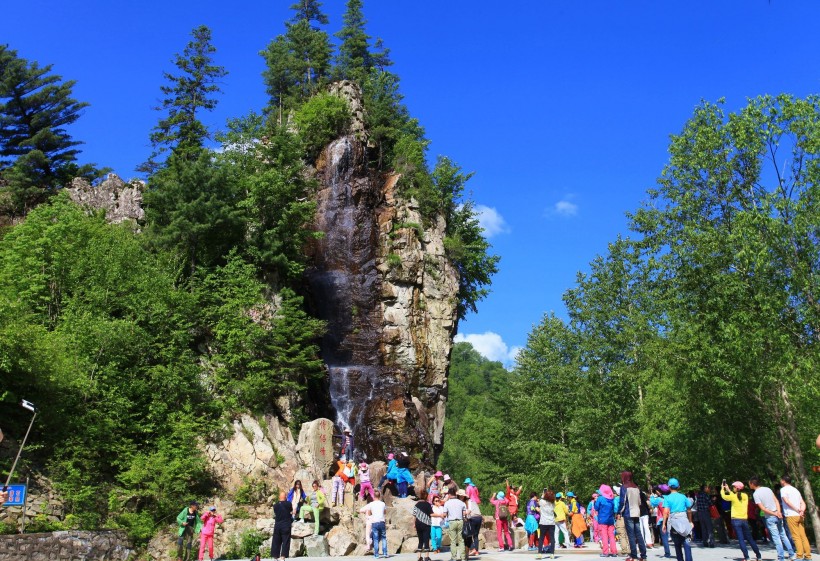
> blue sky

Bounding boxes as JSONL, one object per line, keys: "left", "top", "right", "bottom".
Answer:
{"left": 5, "top": 1, "right": 820, "bottom": 365}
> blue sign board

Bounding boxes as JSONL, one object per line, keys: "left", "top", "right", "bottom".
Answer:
{"left": 2, "top": 484, "right": 26, "bottom": 507}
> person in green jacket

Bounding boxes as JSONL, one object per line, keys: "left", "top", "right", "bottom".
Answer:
{"left": 176, "top": 500, "right": 203, "bottom": 561}
{"left": 299, "top": 480, "right": 327, "bottom": 535}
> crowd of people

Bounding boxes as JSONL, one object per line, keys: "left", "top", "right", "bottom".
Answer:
{"left": 266, "top": 462, "right": 814, "bottom": 561}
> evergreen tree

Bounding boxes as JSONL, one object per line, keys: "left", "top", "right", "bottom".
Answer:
{"left": 335, "top": 0, "right": 391, "bottom": 84}
{"left": 261, "top": 0, "right": 331, "bottom": 118}
{"left": 145, "top": 25, "right": 227, "bottom": 168}
{"left": 0, "top": 45, "right": 91, "bottom": 215}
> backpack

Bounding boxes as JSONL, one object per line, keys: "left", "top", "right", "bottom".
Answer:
{"left": 499, "top": 504, "right": 510, "bottom": 521}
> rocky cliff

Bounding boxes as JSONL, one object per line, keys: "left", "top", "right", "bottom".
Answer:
{"left": 305, "top": 82, "right": 459, "bottom": 464}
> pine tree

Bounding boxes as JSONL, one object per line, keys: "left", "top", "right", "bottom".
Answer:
{"left": 145, "top": 25, "right": 227, "bottom": 168}
{"left": 0, "top": 45, "right": 91, "bottom": 214}
{"left": 335, "top": 0, "right": 391, "bottom": 83}
{"left": 261, "top": 0, "right": 331, "bottom": 119}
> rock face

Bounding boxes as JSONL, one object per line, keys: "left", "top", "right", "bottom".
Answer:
{"left": 0, "top": 530, "right": 132, "bottom": 561}
{"left": 66, "top": 174, "right": 145, "bottom": 224}
{"left": 305, "top": 86, "right": 459, "bottom": 464}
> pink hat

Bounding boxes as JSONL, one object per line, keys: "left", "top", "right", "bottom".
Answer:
{"left": 359, "top": 462, "right": 368, "bottom": 469}
{"left": 434, "top": 471, "right": 443, "bottom": 477}
{"left": 387, "top": 453, "right": 394, "bottom": 460}
{"left": 599, "top": 484, "right": 615, "bottom": 500}
{"left": 732, "top": 481, "right": 745, "bottom": 490}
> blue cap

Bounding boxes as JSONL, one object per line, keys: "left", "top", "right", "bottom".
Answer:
{"left": 464, "top": 478, "right": 473, "bottom": 485}
{"left": 567, "top": 492, "right": 575, "bottom": 498}
{"left": 668, "top": 478, "right": 680, "bottom": 489}
{"left": 556, "top": 492, "right": 563, "bottom": 499}
{"left": 496, "top": 491, "right": 505, "bottom": 500}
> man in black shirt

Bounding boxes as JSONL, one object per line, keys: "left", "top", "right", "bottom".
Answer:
{"left": 271, "top": 491, "right": 293, "bottom": 561}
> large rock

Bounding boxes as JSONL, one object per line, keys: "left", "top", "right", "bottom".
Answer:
{"left": 326, "top": 525, "right": 357, "bottom": 556}
{"left": 296, "top": 418, "right": 336, "bottom": 479}
{"left": 290, "top": 537, "right": 305, "bottom": 557}
{"left": 385, "top": 497, "right": 417, "bottom": 536}
{"left": 513, "top": 527, "right": 527, "bottom": 549}
{"left": 401, "top": 536, "right": 419, "bottom": 553}
{"left": 305, "top": 109, "right": 459, "bottom": 465}
{"left": 386, "top": 528, "right": 404, "bottom": 554}
{"left": 204, "top": 414, "right": 300, "bottom": 491}
{"left": 304, "top": 534, "right": 330, "bottom": 557}
{"left": 66, "top": 174, "right": 145, "bottom": 224}
{"left": 291, "top": 520, "right": 316, "bottom": 539}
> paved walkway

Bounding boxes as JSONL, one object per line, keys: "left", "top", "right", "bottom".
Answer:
{"left": 223, "top": 541, "right": 813, "bottom": 561}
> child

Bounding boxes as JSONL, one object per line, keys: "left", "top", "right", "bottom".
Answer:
{"left": 359, "top": 462, "right": 375, "bottom": 501}
{"left": 199, "top": 507, "right": 223, "bottom": 561}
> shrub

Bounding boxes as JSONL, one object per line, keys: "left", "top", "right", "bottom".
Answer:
{"left": 225, "top": 529, "right": 267, "bottom": 559}
{"left": 293, "top": 93, "right": 350, "bottom": 161}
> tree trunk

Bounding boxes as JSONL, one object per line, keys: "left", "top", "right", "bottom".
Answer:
{"left": 777, "top": 382, "right": 820, "bottom": 553}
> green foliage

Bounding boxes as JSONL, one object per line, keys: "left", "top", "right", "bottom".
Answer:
{"left": 0, "top": 45, "right": 96, "bottom": 216}
{"left": 386, "top": 253, "right": 401, "bottom": 268}
{"left": 335, "top": 0, "right": 391, "bottom": 84}
{"left": 292, "top": 93, "right": 350, "bottom": 161}
{"left": 145, "top": 25, "right": 227, "bottom": 167}
{"left": 225, "top": 528, "right": 267, "bottom": 559}
{"left": 234, "top": 476, "right": 271, "bottom": 505}
{"left": 143, "top": 150, "right": 245, "bottom": 276}
{"left": 0, "top": 521, "right": 16, "bottom": 535}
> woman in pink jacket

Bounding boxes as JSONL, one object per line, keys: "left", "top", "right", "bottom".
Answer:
{"left": 491, "top": 491, "right": 514, "bottom": 551}
{"left": 199, "top": 507, "right": 224, "bottom": 561}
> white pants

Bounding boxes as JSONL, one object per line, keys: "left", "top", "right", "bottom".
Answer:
{"left": 640, "top": 515, "right": 654, "bottom": 546}
{"left": 555, "top": 521, "right": 570, "bottom": 546}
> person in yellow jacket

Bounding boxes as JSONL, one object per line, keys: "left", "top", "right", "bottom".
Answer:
{"left": 721, "top": 481, "right": 761, "bottom": 561}
{"left": 554, "top": 492, "right": 571, "bottom": 548}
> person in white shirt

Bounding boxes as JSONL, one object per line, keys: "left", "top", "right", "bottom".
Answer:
{"left": 779, "top": 476, "right": 810, "bottom": 560}
{"left": 444, "top": 490, "right": 467, "bottom": 561}
{"left": 431, "top": 495, "right": 446, "bottom": 553}
{"left": 749, "top": 477, "right": 794, "bottom": 561}
{"left": 366, "top": 491, "right": 388, "bottom": 559}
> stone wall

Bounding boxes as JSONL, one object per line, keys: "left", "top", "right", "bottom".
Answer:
{"left": 0, "top": 530, "right": 133, "bottom": 561}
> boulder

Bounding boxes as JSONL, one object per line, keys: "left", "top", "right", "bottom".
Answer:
{"left": 401, "top": 536, "right": 419, "bottom": 553}
{"left": 296, "top": 418, "right": 336, "bottom": 479}
{"left": 256, "top": 517, "right": 274, "bottom": 532}
{"left": 352, "top": 544, "right": 370, "bottom": 556}
{"left": 386, "top": 528, "right": 404, "bottom": 554}
{"left": 386, "top": 497, "right": 417, "bottom": 535}
{"left": 513, "top": 527, "right": 527, "bottom": 549}
{"left": 291, "top": 520, "right": 315, "bottom": 538}
{"left": 290, "top": 537, "right": 305, "bottom": 557}
{"left": 326, "top": 525, "right": 358, "bottom": 556}
{"left": 304, "top": 534, "right": 330, "bottom": 557}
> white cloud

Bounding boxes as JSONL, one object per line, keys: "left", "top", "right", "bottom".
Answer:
{"left": 454, "top": 331, "right": 520, "bottom": 366}
{"left": 474, "top": 204, "right": 510, "bottom": 238}
{"left": 554, "top": 199, "right": 579, "bottom": 217}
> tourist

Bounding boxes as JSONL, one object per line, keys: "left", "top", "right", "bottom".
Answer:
{"left": 299, "top": 480, "right": 327, "bottom": 536}
{"left": 490, "top": 490, "right": 513, "bottom": 551}
{"left": 444, "top": 474, "right": 458, "bottom": 496}
{"left": 749, "top": 477, "right": 795, "bottom": 561}
{"left": 444, "top": 489, "right": 468, "bottom": 561}
{"left": 413, "top": 490, "right": 433, "bottom": 561}
{"left": 649, "top": 485, "right": 672, "bottom": 558}
{"left": 466, "top": 489, "right": 483, "bottom": 556}
{"left": 396, "top": 452, "right": 414, "bottom": 498}
{"left": 365, "top": 490, "right": 388, "bottom": 559}
{"left": 613, "top": 486, "right": 629, "bottom": 554}
{"left": 596, "top": 485, "right": 617, "bottom": 558}
{"left": 587, "top": 492, "right": 600, "bottom": 545}
{"left": 359, "top": 462, "right": 375, "bottom": 501}
{"left": 465, "top": 478, "right": 481, "bottom": 505}
{"left": 538, "top": 490, "right": 556, "bottom": 556}
{"left": 428, "top": 471, "right": 444, "bottom": 503}
{"left": 340, "top": 428, "right": 355, "bottom": 460}
{"left": 637, "top": 488, "right": 653, "bottom": 550}
{"left": 287, "top": 480, "right": 306, "bottom": 519}
{"left": 506, "top": 479, "right": 521, "bottom": 520}
{"left": 617, "top": 471, "right": 647, "bottom": 561}
{"left": 779, "top": 475, "right": 811, "bottom": 560}
{"left": 554, "top": 492, "right": 570, "bottom": 549}
{"left": 272, "top": 491, "right": 293, "bottom": 561}
{"left": 379, "top": 453, "right": 398, "bottom": 491}
{"left": 198, "top": 506, "right": 223, "bottom": 561}
{"left": 176, "top": 500, "right": 202, "bottom": 561}
{"left": 331, "top": 455, "right": 347, "bottom": 507}
{"left": 662, "top": 478, "right": 693, "bottom": 561}
{"left": 721, "top": 480, "right": 761, "bottom": 561}
{"left": 525, "top": 492, "right": 540, "bottom": 550}
{"left": 430, "top": 495, "right": 446, "bottom": 554}
{"left": 568, "top": 492, "right": 588, "bottom": 547}
{"left": 358, "top": 502, "right": 374, "bottom": 554}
